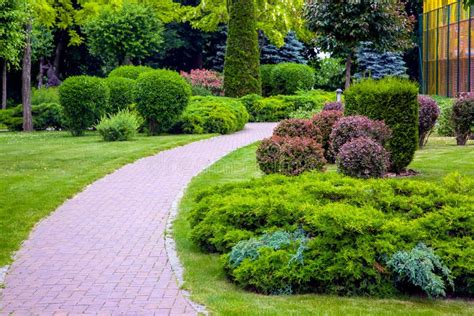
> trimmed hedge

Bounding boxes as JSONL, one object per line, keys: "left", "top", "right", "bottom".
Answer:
{"left": 189, "top": 172, "right": 474, "bottom": 297}
{"left": 176, "top": 96, "right": 249, "bottom": 134}
{"left": 59, "top": 76, "right": 109, "bottom": 136}
{"left": 345, "top": 78, "right": 419, "bottom": 173}
{"left": 105, "top": 77, "right": 136, "bottom": 114}
{"left": 260, "top": 64, "right": 276, "bottom": 97}
{"left": 108, "top": 65, "right": 154, "bottom": 79}
{"left": 311, "top": 110, "right": 344, "bottom": 162}
{"left": 418, "top": 95, "right": 440, "bottom": 147}
{"left": 273, "top": 119, "right": 322, "bottom": 142}
{"left": 270, "top": 63, "right": 315, "bottom": 95}
{"left": 135, "top": 70, "right": 191, "bottom": 134}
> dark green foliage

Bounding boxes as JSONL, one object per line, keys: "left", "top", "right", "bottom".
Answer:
{"left": 31, "top": 87, "right": 59, "bottom": 105}
{"left": 1, "top": 103, "right": 66, "bottom": 131}
{"left": 96, "top": 110, "right": 140, "bottom": 142}
{"left": 176, "top": 96, "right": 249, "bottom": 134}
{"left": 451, "top": 96, "right": 474, "bottom": 145}
{"left": 108, "top": 65, "right": 154, "bottom": 80}
{"left": 354, "top": 42, "right": 408, "bottom": 80}
{"left": 270, "top": 63, "right": 315, "bottom": 95}
{"left": 104, "top": 77, "right": 136, "bottom": 114}
{"left": 135, "top": 70, "right": 191, "bottom": 134}
{"left": 387, "top": 243, "right": 454, "bottom": 298}
{"left": 59, "top": 76, "right": 110, "bottom": 136}
{"left": 223, "top": 0, "right": 261, "bottom": 97}
{"left": 260, "top": 64, "right": 276, "bottom": 97}
{"left": 345, "top": 78, "right": 419, "bottom": 173}
{"left": 189, "top": 172, "right": 474, "bottom": 296}
{"left": 191, "top": 86, "right": 213, "bottom": 96}
{"left": 260, "top": 32, "right": 307, "bottom": 65}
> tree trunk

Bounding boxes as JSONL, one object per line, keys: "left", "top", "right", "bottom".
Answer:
{"left": 1, "top": 61, "right": 6, "bottom": 110}
{"left": 22, "top": 22, "right": 33, "bottom": 132}
{"left": 37, "top": 57, "right": 45, "bottom": 89}
{"left": 344, "top": 52, "right": 352, "bottom": 90}
{"left": 53, "top": 31, "right": 66, "bottom": 81}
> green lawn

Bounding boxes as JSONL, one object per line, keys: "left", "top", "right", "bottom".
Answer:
{"left": 174, "top": 137, "right": 473, "bottom": 315}
{"left": 0, "top": 131, "right": 212, "bottom": 266}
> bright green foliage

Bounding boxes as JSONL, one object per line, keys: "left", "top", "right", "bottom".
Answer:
{"left": 59, "top": 76, "right": 110, "bottom": 136}
{"left": 108, "top": 65, "right": 154, "bottom": 80}
{"left": 176, "top": 96, "right": 249, "bottom": 134}
{"left": 189, "top": 171, "right": 474, "bottom": 296}
{"left": 223, "top": 0, "right": 261, "bottom": 97}
{"left": 345, "top": 78, "right": 419, "bottom": 172}
{"left": 84, "top": 3, "right": 163, "bottom": 70}
{"left": 313, "top": 57, "right": 345, "bottom": 91}
{"left": 104, "top": 77, "right": 136, "bottom": 114}
{"left": 31, "top": 25, "right": 54, "bottom": 63}
{"left": 433, "top": 96, "right": 455, "bottom": 136}
{"left": 260, "top": 64, "right": 276, "bottom": 97}
{"left": 31, "top": 87, "right": 59, "bottom": 105}
{"left": 387, "top": 243, "right": 454, "bottom": 298}
{"left": 1, "top": 103, "right": 65, "bottom": 131}
{"left": 96, "top": 110, "right": 140, "bottom": 142}
{"left": 270, "top": 63, "right": 315, "bottom": 95}
{"left": 135, "top": 70, "right": 191, "bottom": 134}
{"left": 0, "top": 0, "right": 26, "bottom": 69}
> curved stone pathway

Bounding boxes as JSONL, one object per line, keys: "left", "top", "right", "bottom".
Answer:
{"left": 0, "top": 123, "right": 276, "bottom": 315}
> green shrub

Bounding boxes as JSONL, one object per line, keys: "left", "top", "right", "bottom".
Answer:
{"left": 191, "top": 86, "right": 213, "bottom": 96}
{"left": 189, "top": 172, "right": 473, "bottom": 296}
{"left": 240, "top": 94, "right": 263, "bottom": 121}
{"left": 223, "top": 0, "right": 261, "bottom": 97}
{"left": 59, "top": 75, "right": 109, "bottom": 136}
{"left": 313, "top": 57, "right": 345, "bottom": 91}
{"left": 96, "top": 110, "right": 140, "bottom": 141}
{"left": 434, "top": 96, "right": 455, "bottom": 136}
{"left": 135, "top": 70, "right": 191, "bottom": 134}
{"left": 108, "top": 65, "right": 154, "bottom": 80}
{"left": 31, "top": 87, "right": 59, "bottom": 105}
{"left": 176, "top": 96, "right": 249, "bottom": 134}
{"left": 260, "top": 64, "right": 276, "bottom": 96}
{"left": 1, "top": 103, "right": 66, "bottom": 131}
{"left": 270, "top": 63, "right": 315, "bottom": 95}
{"left": 345, "top": 78, "right": 419, "bottom": 173}
{"left": 104, "top": 77, "right": 136, "bottom": 114}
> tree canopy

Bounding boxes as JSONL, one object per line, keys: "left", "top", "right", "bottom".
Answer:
{"left": 0, "top": 0, "right": 27, "bottom": 69}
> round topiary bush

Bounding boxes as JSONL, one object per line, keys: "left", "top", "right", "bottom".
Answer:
{"left": 260, "top": 64, "right": 276, "bottom": 97}
{"left": 336, "top": 137, "right": 390, "bottom": 179}
{"left": 311, "top": 110, "right": 344, "bottom": 162}
{"left": 108, "top": 65, "right": 154, "bottom": 80}
{"left": 451, "top": 96, "right": 474, "bottom": 145}
{"left": 273, "top": 118, "right": 322, "bottom": 143}
{"left": 418, "top": 95, "right": 440, "bottom": 148}
{"left": 270, "top": 63, "right": 315, "bottom": 95}
{"left": 329, "top": 115, "right": 391, "bottom": 158}
{"left": 135, "top": 70, "right": 192, "bottom": 134}
{"left": 105, "top": 77, "right": 136, "bottom": 114}
{"left": 59, "top": 75, "right": 109, "bottom": 136}
{"left": 323, "top": 101, "right": 344, "bottom": 112}
{"left": 256, "top": 135, "right": 326, "bottom": 176}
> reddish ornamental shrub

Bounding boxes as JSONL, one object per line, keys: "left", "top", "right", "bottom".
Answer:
{"left": 329, "top": 115, "right": 391, "bottom": 158}
{"left": 323, "top": 101, "right": 344, "bottom": 112}
{"left": 256, "top": 136, "right": 326, "bottom": 176}
{"left": 451, "top": 96, "right": 474, "bottom": 145}
{"left": 273, "top": 118, "right": 322, "bottom": 143}
{"left": 311, "top": 110, "right": 344, "bottom": 162}
{"left": 418, "top": 95, "right": 440, "bottom": 148}
{"left": 180, "top": 69, "right": 224, "bottom": 96}
{"left": 336, "top": 137, "right": 390, "bottom": 179}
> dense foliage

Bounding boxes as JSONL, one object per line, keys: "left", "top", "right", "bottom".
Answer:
{"left": 354, "top": 42, "right": 407, "bottom": 80}
{"left": 312, "top": 57, "right": 345, "bottom": 91}
{"left": 96, "top": 110, "right": 140, "bottom": 142}
{"left": 176, "top": 96, "right": 249, "bottom": 134}
{"left": 336, "top": 137, "right": 390, "bottom": 179}
{"left": 273, "top": 119, "right": 322, "bottom": 142}
{"left": 31, "top": 87, "right": 60, "bottom": 106}
{"left": 180, "top": 69, "right": 224, "bottom": 96}
{"left": 104, "top": 77, "right": 136, "bottom": 114}
{"left": 322, "top": 102, "right": 344, "bottom": 112}
{"left": 260, "top": 64, "right": 276, "bottom": 97}
{"left": 260, "top": 32, "right": 306, "bottom": 65}
{"left": 418, "top": 95, "right": 440, "bottom": 147}
{"left": 223, "top": 0, "right": 261, "bottom": 97}
{"left": 256, "top": 136, "right": 326, "bottom": 176}
{"left": 345, "top": 78, "right": 419, "bottom": 173}
{"left": 1, "top": 103, "right": 65, "bottom": 131}
{"left": 135, "top": 70, "right": 191, "bottom": 134}
{"left": 108, "top": 65, "right": 154, "bottom": 80}
{"left": 59, "top": 76, "right": 109, "bottom": 136}
{"left": 311, "top": 110, "right": 344, "bottom": 162}
{"left": 451, "top": 96, "right": 474, "bottom": 145}
{"left": 189, "top": 172, "right": 474, "bottom": 297}
{"left": 435, "top": 97, "right": 455, "bottom": 136}
{"left": 270, "top": 63, "right": 315, "bottom": 95}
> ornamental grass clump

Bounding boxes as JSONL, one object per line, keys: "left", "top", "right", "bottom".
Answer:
{"left": 418, "top": 95, "right": 440, "bottom": 148}
{"left": 273, "top": 118, "right": 322, "bottom": 143}
{"left": 96, "top": 110, "right": 140, "bottom": 141}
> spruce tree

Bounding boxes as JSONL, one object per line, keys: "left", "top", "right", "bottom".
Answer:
{"left": 260, "top": 32, "right": 307, "bottom": 65}
{"left": 223, "top": 0, "right": 261, "bottom": 97}
{"left": 354, "top": 42, "right": 407, "bottom": 80}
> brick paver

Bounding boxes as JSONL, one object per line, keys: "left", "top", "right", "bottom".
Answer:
{"left": 0, "top": 123, "right": 276, "bottom": 315}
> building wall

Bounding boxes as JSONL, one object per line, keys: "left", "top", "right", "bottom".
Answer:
{"left": 421, "top": 0, "right": 474, "bottom": 96}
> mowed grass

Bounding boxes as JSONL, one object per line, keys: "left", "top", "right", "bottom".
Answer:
{"left": 174, "top": 137, "right": 474, "bottom": 315}
{"left": 0, "top": 131, "right": 213, "bottom": 266}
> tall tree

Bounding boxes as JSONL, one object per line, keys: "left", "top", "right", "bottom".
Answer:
{"left": 22, "top": 21, "right": 33, "bottom": 131}
{"left": 0, "top": 0, "right": 26, "bottom": 109}
{"left": 223, "top": 0, "right": 261, "bottom": 97}
{"left": 305, "top": 0, "right": 413, "bottom": 89}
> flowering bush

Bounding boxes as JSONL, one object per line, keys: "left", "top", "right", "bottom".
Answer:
{"left": 329, "top": 115, "right": 391, "bottom": 158}
{"left": 336, "top": 137, "right": 390, "bottom": 179}
{"left": 451, "top": 96, "right": 474, "bottom": 145}
{"left": 273, "top": 118, "right": 322, "bottom": 143}
{"left": 180, "top": 69, "right": 224, "bottom": 96}
{"left": 418, "top": 95, "right": 440, "bottom": 147}
{"left": 323, "top": 101, "right": 344, "bottom": 112}
{"left": 257, "top": 136, "right": 326, "bottom": 176}
{"left": 311, "top": 110, "right": 344, "bottom": 162}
